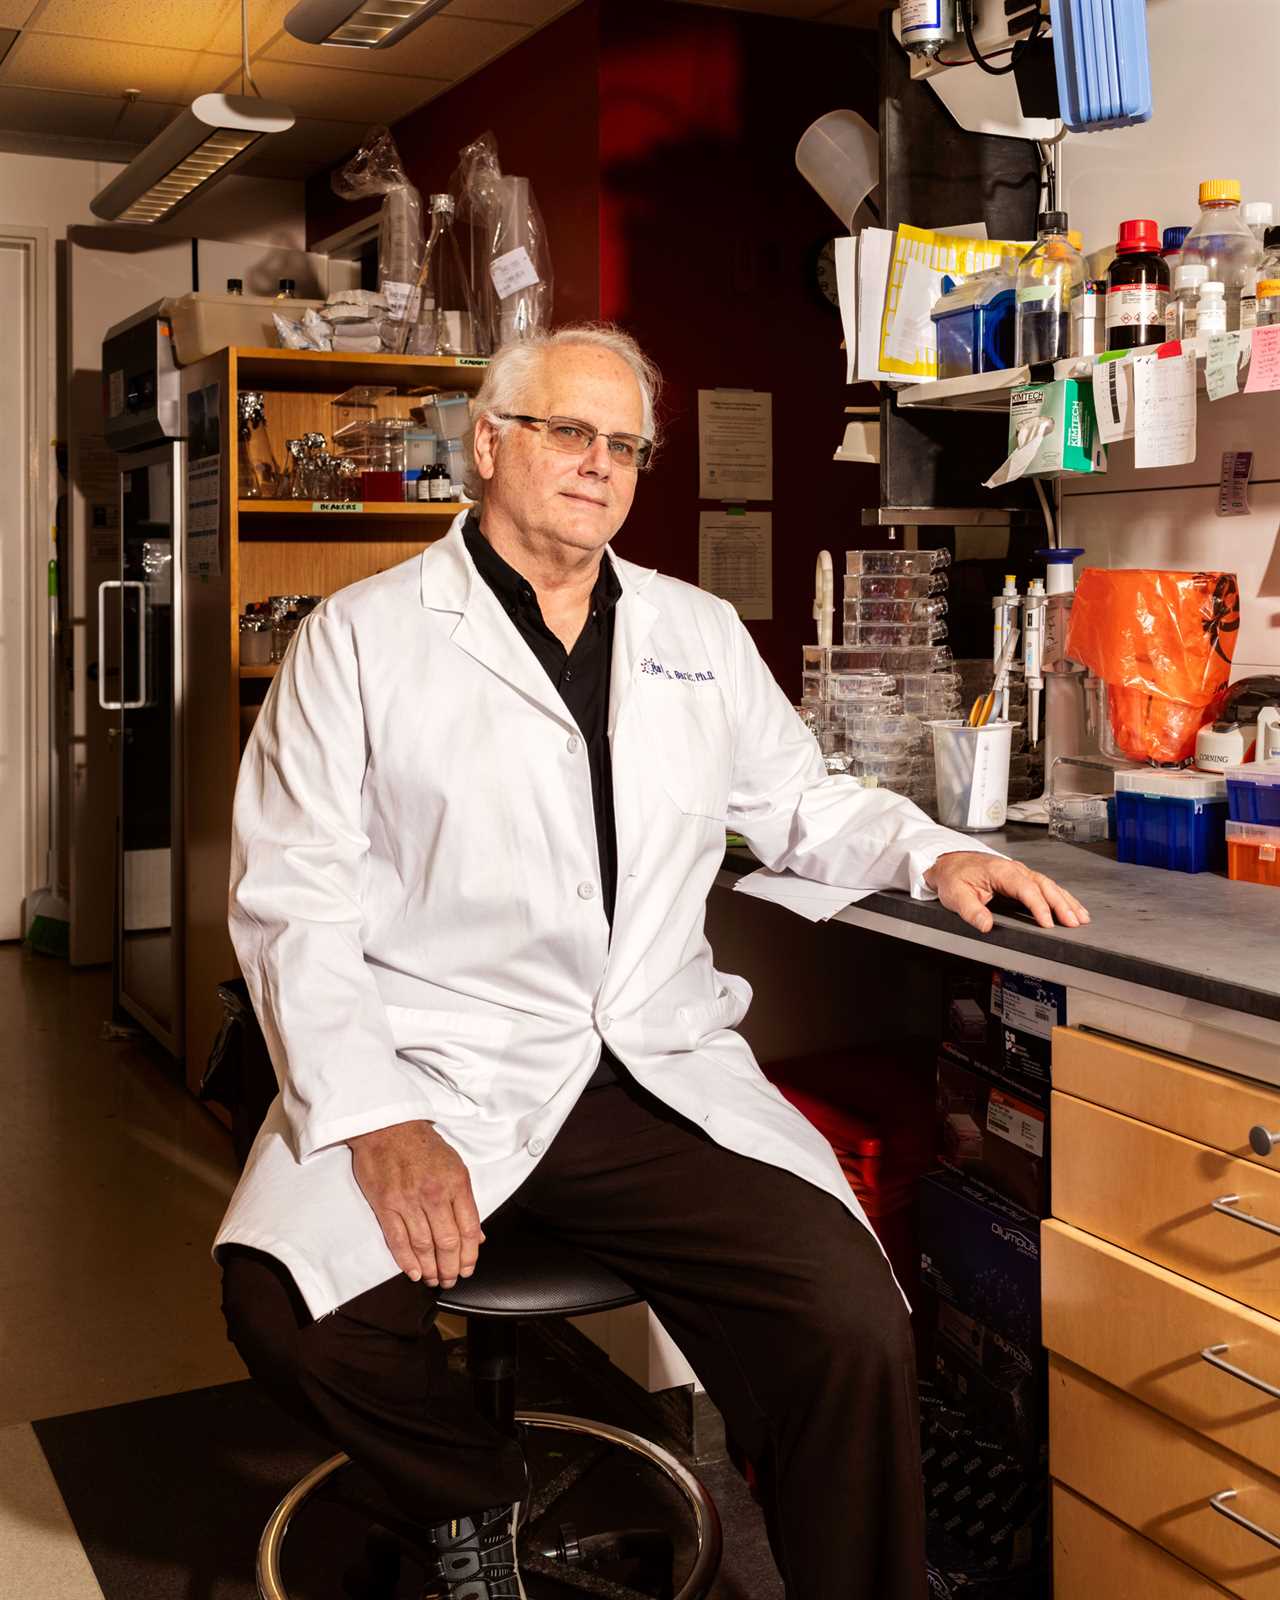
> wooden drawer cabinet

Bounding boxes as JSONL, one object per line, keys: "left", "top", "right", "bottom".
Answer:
{"left": 1053, "top": 1483, "right": 1233, "bottom": 1598}
{"left": 1051, "top": 1093, "right": 1280, "bottom": 1321}
{"left": 1051, "top": 1356, "right": 1280, "bottom": 1597}
{"left": 1043, "top": 1221, "right": 1280, "bottom": 1477}
{"left": 1052, "top": 1027, "right": 1280, "bottom": 1171}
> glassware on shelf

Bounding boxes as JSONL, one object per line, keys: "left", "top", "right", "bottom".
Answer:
{"left": 269, "top": 594, "right": 321, "bottom": 662}
{"left": 237, "top": 392, "right": 279, "bottom": 499}
{"left": 334, "top": 457, "right": 363, "bottom": 501}
{"left": 405, "top": 193, "right": 481, "bottom": 356}
{"left": 278, "top": 438, "right": 306, "bottom": 500}
{"left": 356, "top": 418, "right": 412, "bottom": 501}
{"left": 300, "top": 433, "right": 329, "bottom": 500}
{"left": 239, "top": 603, "right": 273, "bottom": 665}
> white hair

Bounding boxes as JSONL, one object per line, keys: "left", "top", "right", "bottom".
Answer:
{"left": 461, "top": 322, "right": 662, "bottom": 502}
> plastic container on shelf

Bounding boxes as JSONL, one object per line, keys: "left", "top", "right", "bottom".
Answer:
{"left": 843, "top": 615, "right": 948, "bottom": 648}
{"left": 1257, "top": 279, "right": 1280, "bottom": 328}
{"left": 826, "top": 644, "right": 953, "bottom": 674}
{"left": 163, "top": 291, "right": 327, "bottom": 365}
{"left": 1114, "top": 770, "right": 1228, "bottom": 873}
{"left": 850, "top": 752, "right": 925, "bottom": 783}
{"left": 1225, "top": 820, "right": 1280, "bottom": 887}
{"left": 845, "top": 549, "right": 951, "bottom": 577}
{"left": 1262, "top": 226, "right": 1280, "bottom": 285}
{"left": 1014, "top": 211, "right": 1085, "bottom": 364}
{"left": 1198, "top": 281, "right": 1228, "bottom": 336}
{"left": 1222, "top": 759, "right": 1280, "bottom": 824}
{"left": 844, "top": 571, "right": 946, "bottom": 600}
{"left": 845, "top": 597, "right": 947, "bottom": 625}
{"left": 1161, "top": 225, "right": 1191, "bottom": 274}
{"left": 1071, "top": 279, "right": 1106, "bottom": 357}
{"left": 1181, "top": 180, "right": 1264, "bottom": 331}
{"left": 801, "top": 671, "right": 827, "bottom": 703}
{"left": 930, "top": 268, "right": 1016, "bottom": 379}
{"left": 894, "top": 670, "right": 961, "bottom": 699}
{"left": 413, "top": 391, "right": 472, "bottom": 440}
{"left": 1047, "top": 791, "right": 1114, "bottom": 843}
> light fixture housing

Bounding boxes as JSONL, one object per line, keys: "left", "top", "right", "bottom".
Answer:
{"left": 91, "top": 94, "right": 295, "bottom": 225}
{"left": 284, "top": 0, "right": 452, "bottom": 50}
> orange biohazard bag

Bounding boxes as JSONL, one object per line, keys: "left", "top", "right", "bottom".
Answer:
{"left": 1065, "top": 568, "right": 1239, "bottom": 765}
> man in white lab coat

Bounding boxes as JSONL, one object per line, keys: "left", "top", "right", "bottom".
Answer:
{"left": 216, "top": 325, "right": 1087, "bottom": 1600}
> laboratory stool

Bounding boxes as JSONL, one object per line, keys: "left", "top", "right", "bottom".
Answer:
{"left": 255, "top": 1222, "right": 723, "bottom": 1600}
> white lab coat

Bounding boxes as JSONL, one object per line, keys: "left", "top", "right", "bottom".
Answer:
{"left": 212, "top": 513, "right": 989, "bottom": 1319}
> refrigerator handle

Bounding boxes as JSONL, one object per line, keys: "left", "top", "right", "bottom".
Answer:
{"left": 97, "top": 579, "right": 147, "bottom": 711}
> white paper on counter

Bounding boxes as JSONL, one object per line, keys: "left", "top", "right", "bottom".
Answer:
{"left": 1092, "top": 357, "right": 1134, "bottom": 443}
{"left": 1133, "top": 351, "right": 1196, "bottom": 469}
{"left": 733, "top": 868, "right": 876, "bottom": 922}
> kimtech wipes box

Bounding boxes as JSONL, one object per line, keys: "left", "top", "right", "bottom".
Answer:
{"left": 1007, "top": 378, "right": 1105, "bottom": 477}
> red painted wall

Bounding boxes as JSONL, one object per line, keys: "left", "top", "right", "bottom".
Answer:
{"left": 597, "top": 2, "right": 879, "bottom": 693}
{"left": 305, "top": 0, "right": 880, "bottom": 692}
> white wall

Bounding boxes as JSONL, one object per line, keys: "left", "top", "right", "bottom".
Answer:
{"left": 1059, "top": 0, "right": 1280, "bottom": 681}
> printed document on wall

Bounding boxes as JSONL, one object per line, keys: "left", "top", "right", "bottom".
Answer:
{"left": 699, "top": 510, "right": 772, "bottom": 620}
{"left": 698, "top": 390, "right": 772, "bottom": 501}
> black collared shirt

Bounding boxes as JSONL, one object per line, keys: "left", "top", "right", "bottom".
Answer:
{"left": 463, "top": 513, "right": 623, "bottom": 1087}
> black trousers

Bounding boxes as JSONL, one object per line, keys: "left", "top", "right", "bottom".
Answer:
{"left": 220, "top": 1075, "right": 927, "bottom": 1599}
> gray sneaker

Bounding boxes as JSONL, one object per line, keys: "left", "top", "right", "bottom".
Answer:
{"left": 423, "top": 1501, "right": 526, "bottom": 1599}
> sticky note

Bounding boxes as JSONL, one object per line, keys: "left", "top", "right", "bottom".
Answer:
{"left": 1206, "top": 331, "right": 1244, "bottom": 400}
{"left": 1133, "top": 351, "right": 1196, "bottom": 469}
{"left": 1244, "top": 324, "right": 1280, "bottom": 393}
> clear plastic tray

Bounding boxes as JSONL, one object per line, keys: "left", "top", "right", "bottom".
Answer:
{"left": 894, "top": 670, "right": 961, "bottom": 696}
{"left": 842, "top": 714, "right": 925, "bottom": 740}
{"left": 903, "top": 693, "right": 962, "bottom": 718}
{"left": 844, "top": 572, "right": 947, "bottom": 600}
{"left": 844, "top": 597, "right": 948, "bottom": 625}
{"left": 845, "top": 549, "right": 951, "bottom": 577}
{"left": 828, "top": 644, "right": 954, "bottom": 674}
{"left": 843, "top": 614, "right": 948, "bottom": 648}
{"left": 850, "top": 752, "right": 927, "bottom": 780}
{"left": 826, "top": 671, "right": 899, "bottom": 702}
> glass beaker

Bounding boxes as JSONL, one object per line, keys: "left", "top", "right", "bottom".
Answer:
{"left": 360, "top": 418, "right": 411, "bottom": 501}
{"left": 237, "top": 392, "right": 279, "bottom": 499}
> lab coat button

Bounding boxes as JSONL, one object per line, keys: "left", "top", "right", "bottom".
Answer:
{"left": 527, "top": 1136, "right": 546, "bottom": 1157}
{"left": 598, "top": 1013, "right": 612, "bottom": 1031}
{"left": 577, "top": 881, "right": 596, "bottom": 900}
{"left": 566, "top": 735, "right": 580, "bottom": 754}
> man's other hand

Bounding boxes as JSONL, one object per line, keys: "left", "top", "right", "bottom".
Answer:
{"left": 347, "top": 1120, "right": 483, "bottom": 1288}
{"left": 925, "top": 852, "right": 1090, "bottom": 935}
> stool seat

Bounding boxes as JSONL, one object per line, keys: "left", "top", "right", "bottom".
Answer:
{"left": 436, "top": 1222, "right": 641, "bottom": 1319}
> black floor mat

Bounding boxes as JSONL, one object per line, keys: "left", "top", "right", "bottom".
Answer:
{"left": 31, "top": 1338, "right": 781, "bottom": 1600}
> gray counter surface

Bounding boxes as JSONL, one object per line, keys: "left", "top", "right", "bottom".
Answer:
{"left": 724, "top": 827, "right": 1280, "bottom": 1023}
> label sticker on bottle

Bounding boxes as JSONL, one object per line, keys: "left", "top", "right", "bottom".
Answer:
{"left": 1105, "top": 285, "right": 1169, "bottom": 332}
{"left": 489, "top": 246, "right": 541, "bottom": 299}
{"left": 900, "top": 0, "right": 942, "bottom": 33}
{"left": 382, "top": 280, "right": 421, "bottom": 322}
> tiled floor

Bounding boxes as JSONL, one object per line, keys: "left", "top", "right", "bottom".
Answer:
{"left": 0, "top": 944, "right": 245, "bottom": 1599}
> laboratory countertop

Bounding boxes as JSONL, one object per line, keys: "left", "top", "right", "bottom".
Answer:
{"left": 722, "top": 827, "right": 1280, "bottom": 1024}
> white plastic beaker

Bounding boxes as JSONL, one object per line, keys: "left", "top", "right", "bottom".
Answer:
{"left": 926, "top": 719, "right": 1015, "bottom": 832}
{"left": 794, "top": 110, "right": 879, "bottom": 230}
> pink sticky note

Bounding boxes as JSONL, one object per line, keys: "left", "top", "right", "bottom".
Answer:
{"left": 1244, "top": 324, "right": 1280, "bottom": 393}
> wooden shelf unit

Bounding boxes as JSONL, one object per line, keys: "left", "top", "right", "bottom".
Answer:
{"left": 180, "top": 345, "right": 487, "bottom": 1093}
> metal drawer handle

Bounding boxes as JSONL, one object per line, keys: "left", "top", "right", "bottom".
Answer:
{"left": 1252, "top": 1126, "right": 1280, "bottom": 1158}
{"left": 1200, "top": 1345, "right": 1280, "bottom": 1402}
{"left": 1209, "top": 1489, "right": 1280, "bottom": 1552}
{"left": 1211, "top": 1195, "right": 1280, "bottom": 1240}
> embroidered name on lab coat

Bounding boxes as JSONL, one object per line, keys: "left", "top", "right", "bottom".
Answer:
{"left": 641, "top": 656, "right": 716, "bottom": 683}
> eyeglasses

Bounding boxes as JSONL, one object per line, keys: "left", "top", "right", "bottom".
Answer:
{"left": 496, "top": 413, "right": 653, "bottom": 471}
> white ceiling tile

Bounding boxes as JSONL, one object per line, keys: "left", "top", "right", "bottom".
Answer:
{"left": 4, "top": 33, "right": 240, "bottom": 100}
{"left": 262, "top": 12, "right": 526, "bottom": 81}
{"left": 0, "top": 83, "right": 127, "bottom": 136}
{"left": 223, "top": 54, "right": 447, "bottom": 121}
{"left": 28, "top": 0, "right": 237, "bottom": 49}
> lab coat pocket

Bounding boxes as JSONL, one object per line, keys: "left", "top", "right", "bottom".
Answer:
{"left": 639, "top": 680, "right": 733, "bottom": 821}
{"left": 676, "top": 973, "right": 753, "bottom": 1046}
{"left": 382, "top": 1004, "right": 512, "bottom": 1117}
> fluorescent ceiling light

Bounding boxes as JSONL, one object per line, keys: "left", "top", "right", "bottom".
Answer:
{"left": 91, "top": 94, "right": 295, "bottom": 224}
{"left": 284, "top": 0, "right": 453, "bottom": 50}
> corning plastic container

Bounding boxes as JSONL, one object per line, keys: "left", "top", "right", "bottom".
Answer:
{"left": 1225, "top": 820, "right": 1280, "bottom": 886}
{"left": 1114, "top": 770, "right": 1228, "bottom": 873}
{"left": 845, "top": 597, "right": 947, "bottom": 625}
{"left": 845, "top": 572, "right": 946, "bottom": 600}
{"left": 1222, "top": 760, "right": 1280, "bottom": 824}
{"left": 931, "top": 269, "right": 1016, "bottom": 379}
{"left": 845, "top": 549, "right": 951, "bottom": 577}
{"left": 843, "top": 615, "right": 948, "bottom": 648}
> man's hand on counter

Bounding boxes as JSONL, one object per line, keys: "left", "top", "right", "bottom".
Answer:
{"left": 925, "top": 852, "right": 1090, "bottom": 935}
